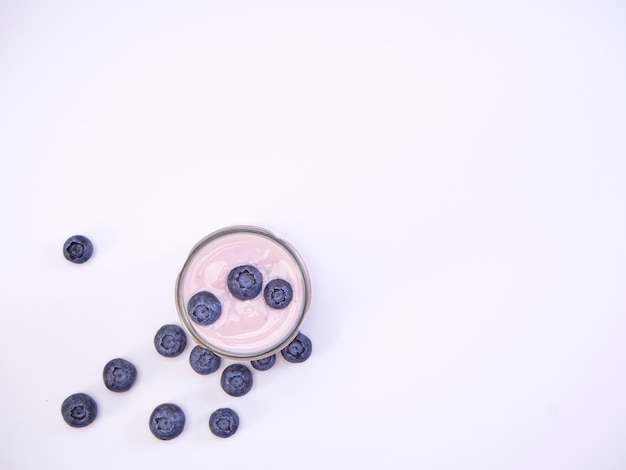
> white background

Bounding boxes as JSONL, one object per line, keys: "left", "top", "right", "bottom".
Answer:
{"left": 1, "top": 1, "right": 625, "bottom": 469}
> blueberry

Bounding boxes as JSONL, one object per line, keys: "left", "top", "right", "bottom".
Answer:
{"left": 250, "top": 354, "right": 276, "bottom": 371}
{"left": 61, "top": 392, "right": 98, "bottom": 428}
{"left": 62, "top": 235, "right": 93, "bottom": 264}
{"left": 263, "top": 279, "right": 293, "bottom": 309}
{"left": 154, "top": 324, "right": 187, "bottom": 357}
{"left": 187, "top": 291, "right": 222, "bottom": 325}
{"left": 281, "top": 332, "right": 312, "bottom": 363}
{"left": 149, "top": 403, "right": 185, "bottom": 440}
{"left": 227, "top": 265, "right": 263, "bottom": 300}
{"left": 189, "top": 345, "right": 221, "bottom": 375}
{"left": 220, "top": 364, "right": 253, "bottom": 397}
{"left": 103, "top": 358, "right": 137, "bottom": 392}
{"left": 209, "top": 408, "right": 240, "bottom": 438}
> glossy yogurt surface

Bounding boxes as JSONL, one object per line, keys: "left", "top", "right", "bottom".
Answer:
{"left": 176, "top": 227, "right": 310, "bottom": 359}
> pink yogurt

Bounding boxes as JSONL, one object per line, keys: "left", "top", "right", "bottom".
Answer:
{"left": 175, "top": 226, "right": 311, "bottom": 360}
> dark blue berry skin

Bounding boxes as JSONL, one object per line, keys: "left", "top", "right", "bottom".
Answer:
{"left": 220, "top": 364, "right": 253, "bottom": 397}
{"left": 187, "top": 291, "right": 222, "bottom": 325}
{"left": 227, "top": 265, "right": 263, "bottom": 300}
{"left": 189, "top": 345, "right": 221, "bottom": 375}
{"left": 263, "top": 279, "right": 293, "bottom": 309}
{"left": 251, "top": 354, "right": 276, "bottom": 371}
{"left": 209, "top": 408, "right": 239, "bottom": 438}
{"left": 61, "top": 393, "right": 98, "bottom": 428}
{"left": 154, "top": 324, "right": 187, "bottom": 357}
{"left": 149, "top": 403, "right": 185, "bottom": 440}
{"left": 103, "top": 358, "right": 137, "bottom": 392}
{"left": 281, "top": 332, "right": 312, "bottom": 363}
{"left": 62, "top": 235, "right": 93, "bottom": 264}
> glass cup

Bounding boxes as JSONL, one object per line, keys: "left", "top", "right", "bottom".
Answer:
{"left": 175, "top": 225, "right": 311, "bottom": 360}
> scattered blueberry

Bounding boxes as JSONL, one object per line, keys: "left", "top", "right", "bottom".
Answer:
{"left": 154, "top": 324, "right": 187, "bottom": 357}
{"left": 209, "top": 408, "right": 240, "bottom": 438}
{"left": 220, "top": 364, "right": 253, "bottom": 397}
{"left": 263, "top": 278, "right": 293, "bottom": 309}
{"left": 187, "top": 291, "right": 222, "bottom": 325}
{"left": 149, "top": 403, "right": 186, "bottom": 440}
{"left": 227, "top": 265, "right": 263, "bottom": 300}
{"left": 62, "top": 235, "right": 93, "bottom": 264}
{"left": 103, "top": 358, "right": 137, "bottom": 392}
{"left": 189, "top": 345, "right": 221, "bottom": 375}
{"left": 281, "top": 332, "right": 312, "bottom": 363}
{"left": 251, "top": 354, "right": 276, "bottom": 371}
{"left": 61, "top": 392, "right": 98, "bottom": 428}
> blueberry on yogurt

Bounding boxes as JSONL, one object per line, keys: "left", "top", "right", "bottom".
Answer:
{"left": 227, "top": 265, "right": 263, "bottom": 300}
{"left": 62, "top": 235, "right": 93, "bottom": 264}
{"left": 149, "top": 403, "right": 186, "bottom": 440}
{"left": 220, "top": 364, "right": 253, "bottom": 397}
{"left": 61, "top": 392, "right": 98, "bottom": 428}
{"left": 263, "top": 278, "right": 293, "bottom": 309}
{"left": 154, "top": 324, "right": 187, "bottom": 357}
{"left": 103, "top": 358, "right": 137, "bottom": 392}
{"left": 187, "top": 291, "right": 222, "bottom": 325}
{"left": 209, "top": 408, "right": 239, "bottom": 438}
{"left": 189, "top": 345, "right": 221, "bottom": 375}
{"left": 281, "top": 332, "right": 312, "bottom": 363}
